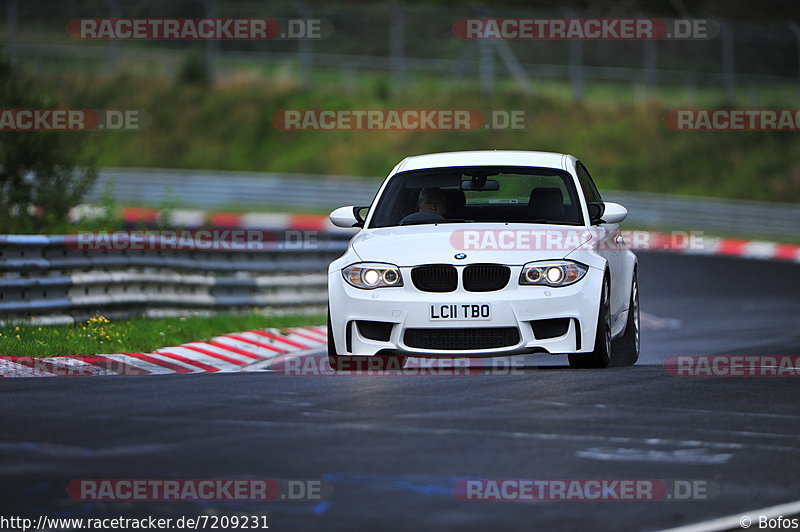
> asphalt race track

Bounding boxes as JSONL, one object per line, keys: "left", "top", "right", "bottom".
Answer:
{"left": 1, "top": 252, "right": 800, "bottom": 531}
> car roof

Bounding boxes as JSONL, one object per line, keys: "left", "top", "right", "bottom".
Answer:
{"left": 393, "top": 150, "right": 574, "bottom": 174}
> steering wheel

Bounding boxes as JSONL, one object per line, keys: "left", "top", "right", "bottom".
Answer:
{"left": 399, "top": 212, "right": 447, "bottom": 225}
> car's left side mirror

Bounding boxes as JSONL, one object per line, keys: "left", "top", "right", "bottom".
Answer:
{"left": 329, "top": 206, "right": 369, "bottom": 228}
{"left": 597, "top": 202, "right": 627, "bottom": 225}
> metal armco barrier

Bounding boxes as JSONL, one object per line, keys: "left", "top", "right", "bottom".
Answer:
{"left": 90, "top": 168, "right": 376, "bottom": 209}
{"left": 0, "top": 233, "right": 348, "bottom": 323}
{"left": 602, "top": 190, "right": 800, "bottom": 241}
{"left": 93, "top": 168, "right": 800, "bottom": 240}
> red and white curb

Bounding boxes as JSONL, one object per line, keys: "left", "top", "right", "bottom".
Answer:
{"left": 70, "top": 206, "right": 800, "bottom": 263}
{"left": 0, "top": 326, "right": 328, "bottom": 378}
{"left": 0, "top": 314, "right": 685, "bottom": 378}
{"left": 637, "top": 231, "right": 800, "bottom": 263}
{"left": 70, "top": 206, "right": 352, "bottom": 233}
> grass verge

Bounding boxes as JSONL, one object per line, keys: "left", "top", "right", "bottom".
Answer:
{"left": 0, "top": 313, "right": 325, "bottom": 358}
{"left": 36, "top": 73, "right": 800, "bottom": 204}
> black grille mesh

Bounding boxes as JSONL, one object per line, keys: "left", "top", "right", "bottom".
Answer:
{"left": 403, "top": 327, "right": 520, "bottom": 350}
{"left": 411, "top": 264, "right": 458, "bottom": 292}
{"left": 463, "top": 264, "right": 511, "bottom": 292}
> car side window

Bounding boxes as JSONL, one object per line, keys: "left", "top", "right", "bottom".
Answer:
{"left": 576, "top": 162, "right": 602, "bottom": 203}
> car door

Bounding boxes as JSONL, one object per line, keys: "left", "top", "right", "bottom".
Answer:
{"left": 576, "top": 161, "right": 626, "bottom": 325}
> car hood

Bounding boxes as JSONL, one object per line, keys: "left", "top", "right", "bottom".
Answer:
{"left": 351, "top": 223, "right": 593, "bottom": 266}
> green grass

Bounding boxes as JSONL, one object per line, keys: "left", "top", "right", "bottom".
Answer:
{"left": 0, "top": 312, "right": 325, "bottom": 358}
{"left": 29, "top": 71, "right": 799, "bottom": 205}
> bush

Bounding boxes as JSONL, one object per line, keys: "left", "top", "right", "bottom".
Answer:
{"left": 0, "top": 54, "right": 97, "bottom": 233}
{"left": 176, "top": 52, "right": 210, "bottom": 86}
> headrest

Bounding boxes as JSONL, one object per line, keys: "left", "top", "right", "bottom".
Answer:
{"left": 528, "top": 187, "right": 565, "bottom": 221}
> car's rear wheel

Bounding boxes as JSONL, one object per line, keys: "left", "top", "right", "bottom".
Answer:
{"left": 568, "top": 275, "right": 611, "bottom": 369}
{"left": 327, "top": 310, "right": 407, "bottom": 371}
{"left": 611, "top": 271, "right": 639, "bottom": 366}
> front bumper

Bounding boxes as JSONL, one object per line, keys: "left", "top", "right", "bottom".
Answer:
{"left": 328, "top": 265, "right": 603, "bottom": 357}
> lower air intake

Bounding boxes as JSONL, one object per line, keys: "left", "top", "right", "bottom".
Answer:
{"left": 403, "top": 327, "right": 520, "bottom": 350}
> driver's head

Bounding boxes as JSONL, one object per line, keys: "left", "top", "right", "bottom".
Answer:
{"left": 418, "top": 188, "right": 447, "bottom": 216}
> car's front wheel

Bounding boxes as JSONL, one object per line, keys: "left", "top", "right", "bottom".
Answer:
{"left": 327, "top": 309, "right": 342, "bottom": 370}
{"left": 611, "top": 271, "right": 639, "bottom": 366}
{"left": 568, "top": 275, "right": 611, "bottom": 369}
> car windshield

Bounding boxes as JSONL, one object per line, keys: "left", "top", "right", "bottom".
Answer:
{"left": 368, "top": 166, "right": 584, "bottom": 228}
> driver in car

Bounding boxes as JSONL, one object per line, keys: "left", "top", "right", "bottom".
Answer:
{"left": 417, "top": 187, "right": 448, "bottom": 216}
{"left": 398, "top": 187, "right": 450, "bottom": 225}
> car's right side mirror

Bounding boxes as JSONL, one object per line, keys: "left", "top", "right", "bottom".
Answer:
{"left": 588, "top": 202, "right": 605, "bottom": 224}
{"left": 596, "top": 202, "right": 627, "bottom": 225}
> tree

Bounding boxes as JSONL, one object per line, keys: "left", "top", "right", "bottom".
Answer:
{"left": 0, "top": 54, "right": 97, "bottom": 233}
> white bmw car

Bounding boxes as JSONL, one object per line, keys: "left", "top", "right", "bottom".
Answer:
{"left": 327, "top": 150, "right": 639, "bottom": 370}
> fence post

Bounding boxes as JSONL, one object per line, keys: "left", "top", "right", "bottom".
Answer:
{"left": 684, "top": 80, "right": 697, "bottom": 106}
{"left": 568, "top": 41, "right": 585, "bottom": 101}
{"left": 479, "top": 39, "right": 495, "bottom": 94}
{"left": 205, "top": 0, "right": 219, "bottom": 84}
{"left": 718, "top": 20, "right": 736, "bottom": 104}
{"left": 105, "top": 0, "right": 121, "bottom": 73}
{"left": 641, "top": 12, "right": 657, "bottom": 98}
{"left": 747, "top": 84, "right": 759, "bottom": 107}
{"left": 489, "top": 40, "right": 534, "bottom": 94}
{"left": 787, "top": 22, "right": 800, "bottom": 105}
{"left": 562, "top": 8, "right": 584, "bottom": 102}
{"left": 293, "top": 1, "right": 313, "bottom": 87}
{"left": 390, "top": 3, "right": 406, "bottom": 90}
{"left": 6, "top": 0, "right": 18, "bottom": 65}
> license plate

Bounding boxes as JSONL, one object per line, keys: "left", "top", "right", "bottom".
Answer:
{"left": 429, "top": 304, "right": 492, "bottom": 321}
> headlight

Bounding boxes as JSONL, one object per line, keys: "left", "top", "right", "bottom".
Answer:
{"left": 342, "top": 263, "right": 404, "bottom": 289}
{"left": 519, "top": 261, "right": 588, "bottom": 287}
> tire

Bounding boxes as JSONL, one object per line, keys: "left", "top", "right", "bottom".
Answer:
{"left": 327, "top": 309, "right": 342, "bottom": 370}
{"left": 327, "top": 310, "right": 407, "bottom": 371}
{"left": 612, "top": 271, "right": 640, "bottom": 366}
{"left": 569, "top": 274, "right": 611, "bottom": 369}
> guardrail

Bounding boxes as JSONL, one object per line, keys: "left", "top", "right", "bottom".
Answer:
{"left": 91, "top": 168, "right": 376, "bottom": 209}
{"left": 94, "top": 168, "right": 800, "bottom": 240}
{"left": 602, "top": 190, "right": 800, "bottom": 240}
{"left": 0, "top": 233, "right": 348, "bottom": 324}
{"left": 7, "top": 167, "right": 800, "bottom": 324}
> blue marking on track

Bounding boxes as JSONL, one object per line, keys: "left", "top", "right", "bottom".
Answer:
{"left": 322, "top": 472, "right": 459, "bottom": 496}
